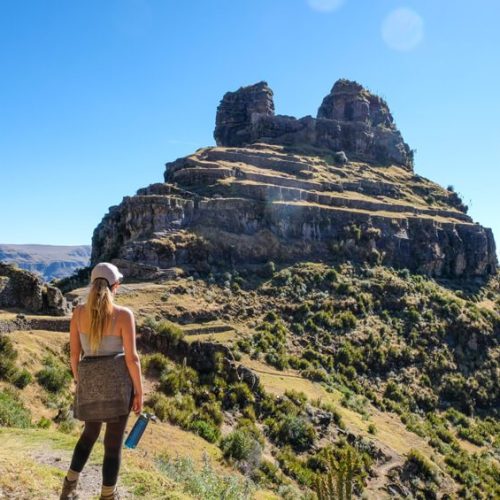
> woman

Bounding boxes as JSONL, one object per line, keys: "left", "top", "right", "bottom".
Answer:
{"left": 60, "top": 262, "right": 143, "bottom": 500}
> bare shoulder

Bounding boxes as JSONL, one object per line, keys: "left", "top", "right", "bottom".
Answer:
{"left": 73, "top": 303, "right": 84, "bottom": 317}
{"left": 114, "top": 305, "right": 135, "bottom": 322}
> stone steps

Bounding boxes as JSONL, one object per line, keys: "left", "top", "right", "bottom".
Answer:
{"left": 225, "top": 179, "right": 470, "bottom": 223}
{"left": 203, "top": 148, "right": 319, "bottom": 177}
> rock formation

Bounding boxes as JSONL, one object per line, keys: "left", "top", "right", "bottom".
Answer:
{"left": 214, "top": 79, "right": 413, "bottom": 168}
{"left": 90, "top": 80, "right": 497, "bottom": 279}
{"left": 0, "top": 262, "right": 70, "bottom": 315}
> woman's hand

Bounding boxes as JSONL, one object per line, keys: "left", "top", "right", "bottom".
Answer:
{"left": 132, "top": 392, "right": 143, "bottom": 415}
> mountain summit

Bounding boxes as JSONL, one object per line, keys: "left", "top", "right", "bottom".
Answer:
{"left": 91, "top": 80, "right": 497, "bottom": 279}
{"left": 215, "top": 79, "right": 413, "bottom": 168}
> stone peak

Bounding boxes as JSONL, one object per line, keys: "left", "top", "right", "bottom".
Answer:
{"left": 214, "top": 78, "right": 412, "bottom": 168}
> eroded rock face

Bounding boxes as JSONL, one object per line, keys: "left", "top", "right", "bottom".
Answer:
{"left": 0, "top": 262, "right": 70, "bottom": 315}
{"left": 214, "top": 79, "right": 413, "bottom": 168}
{"left": 214, "top": 81, "right": 275, "bottom": 147}
{"left": 91, "top": 144, "right": 497, "bottom": 279}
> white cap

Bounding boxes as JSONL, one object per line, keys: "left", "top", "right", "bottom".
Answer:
{"left": 90, "top": 262, "right": 124, "bottom": 287}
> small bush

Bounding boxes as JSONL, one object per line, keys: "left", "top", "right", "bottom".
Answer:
{"left": 220, "top": 430, "right": 261, "bottom": 462}
{"left": 155, "top": 320, "right": 184, "bottom": 346}
{"left": 224, "top": 382, "right": 255, "bottom": 409}
{"left": 301, "top": 368, "right": 329, "bottom": 383}
{"left": 145, "top": 392, "right": 168, "bottom": 420}
{"left": 189, "top": 419, "right": 221, "bottom": 443}
{"left": 0, "top": 388, "right": 31, "bottom": 428}
{"left": 0, "top": 334, "right": 18, "bottom": 381}
{"left": 36, "top": 356, "right": 71, "bottom": 393}
{"left": 12, "top": 368, "right": 33, "bottom": 389}
{"left": 141, "top": 353, "right": 171, "bottom": 377}
{"left": 406, "top": 449, "right": 438, "bottom": 483}
{"left": 159, "top": 363, "right": 199, "bottom": 396}
{"left": 274, "top": 415, "right": 316, "bottom": 452}
{"left": 37, "top": 416, "right": 51, "bottom": 429}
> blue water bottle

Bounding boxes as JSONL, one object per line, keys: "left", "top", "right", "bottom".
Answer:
{"left": 124, "top": 413, "right": 150, "bottom": 449}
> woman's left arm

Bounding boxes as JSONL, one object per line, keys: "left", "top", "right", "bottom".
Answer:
{"left": 69, "top": 305, "right": 82, "bottom": 382}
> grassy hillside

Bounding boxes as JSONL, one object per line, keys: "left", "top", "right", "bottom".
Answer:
{"left": 1, "top": 262, "right": 499, "bottom": 498}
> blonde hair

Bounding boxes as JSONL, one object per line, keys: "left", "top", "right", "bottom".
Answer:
{"left": 85, "top": 277, "right": 114, "bottom": 354}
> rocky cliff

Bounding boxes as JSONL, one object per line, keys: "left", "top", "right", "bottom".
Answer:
{"left": 91, "top": 80, "right": 497, "bottom": 279}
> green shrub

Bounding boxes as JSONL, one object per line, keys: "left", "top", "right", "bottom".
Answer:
{"left": 276, "top": 447, "right": 316, "bottom": 487}
{"left": 141, "top": 353, "right": 171, "bottom": 377}
{"left": 58, "top": 415, "right": 76, "bottom": 434}
{"left": 12, "top": 368, "right": 32, "bottom": 389}
{"left": 368, "top": 423, "right": 377, "bottom": 435}
{"left": 384, "top": 381, "right": 406, "bottom": 403}
{"left": 301, "top": 368, "right": 329, "bottom": 383}
{"left": 284, "top": 389, "right": 307, "bottom": 408}
{"left": 37, "top": 416, "right": 51, "bottom": 429}
{"left": 36, "top": 356, "right": 71, "bottom": 393}
{"left": 189, "top": 419, "right": 221, "bottom": 443}
{"left": 159, "top": 362, "right": 198, "bottom": 395}
{"left": 0, "top": 334, "right": 18, "bottom": 381}
{"left": 146, "top": 392, "right": 171, "bottom": 421}
{"left": 272, "top": 415, "right": 316, "bottom": 452}
{"left": 220, "top": 429, "right": 261, "bottom": 461}
{"left": 166, "top": 394, "right": 196, "bottom": 427}
{"left": 406, "top": 449, "right": 438, "bottom": 483}
{"left": 0, "top": 388, "right": 31, "bottom": 427}
{"left": 264, "top": 351, "right": 288, "bottom": 370}
{"left": 225, "top": 382, "right": 255, "bottom": 409}
{"left": 196, "top": 401, "right": 224, "bottom": 426}
{"left": 155, "top": 320, "right": 184, "bottom": 346}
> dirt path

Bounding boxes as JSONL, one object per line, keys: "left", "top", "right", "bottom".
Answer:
{"left": 0, "top": 428, "right": 131, "bottom": 500}
{"left": 30, "top": 446, "right": 130, "bottom": 499}
{"left": 363, "top": 449, "right": 403, "bottom": 499}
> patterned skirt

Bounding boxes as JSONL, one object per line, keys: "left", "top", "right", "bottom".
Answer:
{"left": 73, "top": 353, "right": 134, "bottom": 423}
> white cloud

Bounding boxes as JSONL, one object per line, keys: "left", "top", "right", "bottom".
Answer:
{"left": 308, "top": 0, "right": 345, "bottom": 13}
{"left": 382, "top": 7, "right": 424, "bottom": 51}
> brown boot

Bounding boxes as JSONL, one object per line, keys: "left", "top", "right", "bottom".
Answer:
{"left": 59, "top": 477, "right": 79, "bottom": 499}
{"left": 99, "top": 487, "right": 121, "bottom": 500}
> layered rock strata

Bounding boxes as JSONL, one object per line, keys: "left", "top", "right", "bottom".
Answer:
{"left": 91, "top": 141, "right": 496, "bottom": 278}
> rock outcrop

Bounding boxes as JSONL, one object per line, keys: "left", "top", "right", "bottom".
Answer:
{"left": 0, "top": 262, "right": 70, "bottom": 315}
{"left": 214, "top": 79, "right": 413, "bottom": 168}
{"left": 90, "top": 79, "right": 497, "bottom": 280}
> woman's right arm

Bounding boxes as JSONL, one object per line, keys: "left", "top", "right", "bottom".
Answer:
{"left": 121, "top": 308, "right": 143, "bottom": 415}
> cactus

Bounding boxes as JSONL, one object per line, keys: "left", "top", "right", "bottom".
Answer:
{"left": 314, "top": 448, "right": 355, "bottom": 500}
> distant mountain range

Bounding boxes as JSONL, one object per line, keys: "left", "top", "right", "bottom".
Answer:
{"left": 0, "top": 244, "right": 91, "bottom": 282}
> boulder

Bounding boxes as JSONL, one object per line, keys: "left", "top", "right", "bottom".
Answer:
{"left": 0, "top": 262, "right": 70, "bottom": 315}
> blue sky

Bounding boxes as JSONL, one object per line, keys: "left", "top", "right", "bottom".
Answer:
{"left": 0, "top": 0, "right": 499, "bottom": 250}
